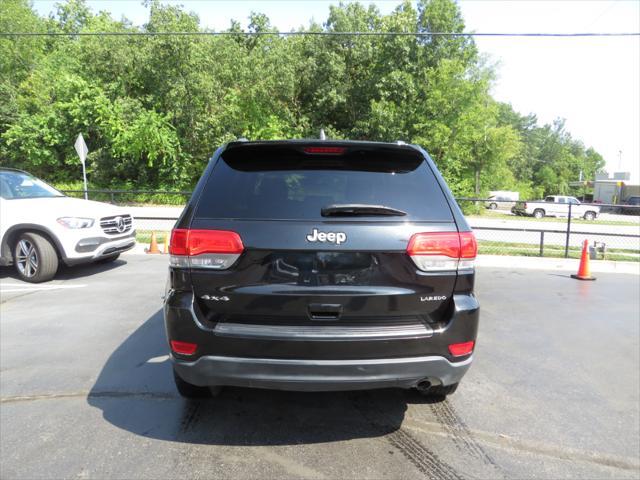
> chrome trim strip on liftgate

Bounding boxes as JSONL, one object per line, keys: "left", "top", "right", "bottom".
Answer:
{"left": 213, "top": 322, "right": 433, "bottom": 340}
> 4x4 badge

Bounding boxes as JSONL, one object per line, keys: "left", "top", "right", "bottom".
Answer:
{"left": 306, "top": 228, "right": 347, "bottom": 245}
{"left": 201, "top": 295, "right": 230, "bottom": 301}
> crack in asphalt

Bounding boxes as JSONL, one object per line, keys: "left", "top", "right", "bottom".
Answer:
{"left": 0, "top": 289, "right": 40, "bottom": 305}
{"left": 402, "top": 418, "right": 640, "bottom": 473}
{"left": 2, "top": 390, "right": 639, "bottom": 474}
{"left": 0, "top": 279, "right": 81, "bottom": 304}
{"left": 0, "top": 390, "right": 177, "bottom": 403}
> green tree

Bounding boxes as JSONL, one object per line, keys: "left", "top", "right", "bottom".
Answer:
{"left": 0, "top": 0, "right": 605, "bottom": 196}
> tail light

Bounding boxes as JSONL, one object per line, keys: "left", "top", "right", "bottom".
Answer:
{"left": 407, "top": 231, "right": 477, "bottom": 272}
{"left": 169, "top": 229, "right": 244, "bottom": 269}
{"left": 448, "top": 341, "right": 475, "bottom": 357}
{"left": 170, "top": 340, "right": 198, "bottom": 355}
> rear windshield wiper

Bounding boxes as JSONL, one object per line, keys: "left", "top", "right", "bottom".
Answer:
{"left": 321, "top": 204, "right": 407, "bottom": 217}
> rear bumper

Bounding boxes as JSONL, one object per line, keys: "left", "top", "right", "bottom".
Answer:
{"left": 165, "top": 288, "right": 479, "bottom": 391}
{"left": 173, "top": 354, "right": 472, "bottom": 391}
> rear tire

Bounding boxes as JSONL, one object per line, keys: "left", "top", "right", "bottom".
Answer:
{"left": 13, "top": 232, "right": 59, "bottom": 283}
{"left": 418, "top": 382, "right": 459, "bottom": 399}
{"left": 173, "top": 367, "right": 213, "bottom": 398}
{"left": 96, "top": 253, "right": 120, "bottom": 264}
{"left": 533, "top": 209, "right": 545, "bottom": 219}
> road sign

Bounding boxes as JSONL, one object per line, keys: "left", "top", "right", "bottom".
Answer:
{"left": 74, "top": 134, "right": 88, "bottom": 163}
{"left": 74, "top": 134, "right": 89, "bottom": 200}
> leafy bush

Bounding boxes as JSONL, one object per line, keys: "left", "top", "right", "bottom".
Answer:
{"left": 1, "top": 0, "right": 605, "bottom": 196}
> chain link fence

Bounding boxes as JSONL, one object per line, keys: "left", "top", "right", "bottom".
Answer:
{"left": 457, "top": 198, "right": 640, "bottom": 262}
{"left": 134, "top": 217, "right": 176, "bottom": 250}
{"left": 64, "top": 190, "right": 639, "bottom": 262}
{"left": 61, "top": 189, "right": 191, "bottom": 205}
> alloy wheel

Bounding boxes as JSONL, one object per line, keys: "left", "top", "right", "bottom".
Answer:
{"left": 16, "top": 239, "right": 38, "bottom": 278}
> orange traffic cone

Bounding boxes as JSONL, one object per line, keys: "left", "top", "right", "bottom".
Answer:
{"left": 571, "top": 239, "right": 596, "bottom": 281}
{"left": 147, "top": 232, "right": 161, "bottom": 254}
{"left": 163, "top": 233, "right": 169, "bottom": 254}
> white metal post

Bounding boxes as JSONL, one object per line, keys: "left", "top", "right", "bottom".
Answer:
{"left": 74, "top": 133, "right": 89, "bottom": 200}
{"left": 82, "top": 160, "right": 88, "bottom": 200}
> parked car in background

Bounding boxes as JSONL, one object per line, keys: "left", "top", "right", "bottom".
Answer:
{"left": 513, "top": 195, "right": 600, "bottom": 220}
{"left": 0, "top": 168, "right": 136, "bottom": 282}
{"left": 620, "top": 196, "right": 640, "bottom": 215}
{"left": 164, "top": 140, "right": 479, "bottom": 399}
{"left": 485, "top": 194, "right": 518, "bottom": 212}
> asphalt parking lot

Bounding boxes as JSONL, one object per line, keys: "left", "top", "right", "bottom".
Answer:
{"left": 1, "top": 255, "right": 639, "bottom": 479}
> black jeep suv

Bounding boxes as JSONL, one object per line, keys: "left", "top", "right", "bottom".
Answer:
{"left": 164, "top": 140, "right": 478, "bottom": 398}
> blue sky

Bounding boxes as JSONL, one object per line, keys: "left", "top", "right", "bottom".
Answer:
{"left": 31, "top": 0, "right": 640, "bottom": 181}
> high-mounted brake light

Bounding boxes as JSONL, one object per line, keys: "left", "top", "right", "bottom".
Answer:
{"left": 407, "top": 231, "right": 477, "bottom": 272}
{"left": 169, "top": 229, "right": 244, "bottom": 269}
{"left": 303, "top": 146, "right": 346, "bottom": 155}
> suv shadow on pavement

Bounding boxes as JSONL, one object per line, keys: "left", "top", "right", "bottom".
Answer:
{"left": 87, "top": 309, "right": 441, "bottom": 446}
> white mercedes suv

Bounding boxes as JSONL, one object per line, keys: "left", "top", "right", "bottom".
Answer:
{"left": 0, "top": 168, "right": 136, "bottom": 282}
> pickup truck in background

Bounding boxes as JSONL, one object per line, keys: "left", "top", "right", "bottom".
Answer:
{"left": 620, "top": 196, "right": 640, "bottom": 215}
{"left": 513, "top": 195, "right": 600, "bottom": 221}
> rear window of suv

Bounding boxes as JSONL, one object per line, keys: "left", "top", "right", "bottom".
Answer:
{"left": 194, "top": 144, "right": 454, "bottom": 222}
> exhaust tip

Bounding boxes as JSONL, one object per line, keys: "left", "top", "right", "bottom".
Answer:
{"left": 416, "top": 379, "right": 432, "bottom": 392}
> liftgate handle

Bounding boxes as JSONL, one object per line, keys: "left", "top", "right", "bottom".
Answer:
{"left": 308, "top": 303, "right": 343, "bottom": 320}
